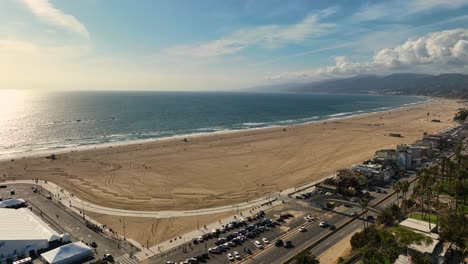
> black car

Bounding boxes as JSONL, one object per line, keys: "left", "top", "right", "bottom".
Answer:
{"left": 284, "top": 241, "right": 293, "bottom": 248}
{"left": 367, "top": 215, "right": 375, "bottom": 221}
{"left": 275, "top": 239, "right": 284, "bottom": 247}
{"left": 192, "top": 238, "right": 199, "bottom": 245}
{"left": 329, "top": 225, "right": 336, "bottom": 230}
{"left": 245, "top": 248, "right": 252, "bottom": 254}
{"left": 90, "top": 241, "right": 97, "bottom": 248}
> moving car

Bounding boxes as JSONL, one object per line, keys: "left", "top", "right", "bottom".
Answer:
{"left": 329, "top": 225, "right": 336, "bottom": 230}
{"left": 275, "top": 239, "right": 284, "bottom": 247}
{"left": 299, "top": 226, "right": 307, "bottom": 232}
{"left": 284, "top": 241, "right": 293, "bottom": 248}
{"left": 319, "top": 221, "right": 328, "bottom": 227}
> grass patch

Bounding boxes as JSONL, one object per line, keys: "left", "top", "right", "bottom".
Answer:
{"left": 409, "top": 212, "right": 437, "bottom": 224}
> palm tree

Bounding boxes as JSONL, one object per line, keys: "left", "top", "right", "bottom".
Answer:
{"left": 360, "top": 192, "right": 371, "bottom": 228}
{"left": 400, "top": 180, "right": 410, "bottom": 218}
{"left": 393, "top": 180, "right": 402, "bottom": 206}
{"left": 295, "top": 251, "right": 319, "bottom": 264}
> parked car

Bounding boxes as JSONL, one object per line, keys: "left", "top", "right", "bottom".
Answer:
{"left": 227, "top": 253, "right": 234, "bottom": 261}
{"left": 262, "top": 238, "right": 270, "bottom": 244}
{"left": 254, "top": 240, "right": 263, "bottom": 249}
{"left": 90, "top": 241, "right": 97, "bottom": 248}
{"left": 233, "top": 251, "right": 242, "bottom": 260}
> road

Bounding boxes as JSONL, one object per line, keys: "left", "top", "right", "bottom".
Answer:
{"left": 0, "top": 184, "right": 132, "bottom": 260}
{"left": 241, "top": 180, "right": 410, "bottom": 264}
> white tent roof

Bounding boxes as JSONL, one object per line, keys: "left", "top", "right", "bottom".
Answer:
{"left": 41, "top": 242, "right": 92, "bottom": 264}
{"left": 0, "top": 198, "right": 26, "bottom": 208}
{"left": 0, "top": 208, "right": 60, "bottom": 241}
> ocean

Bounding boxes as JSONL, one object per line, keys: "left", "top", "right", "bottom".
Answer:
{"left": 0, "top": 90, "right": 427, "bottom": 158}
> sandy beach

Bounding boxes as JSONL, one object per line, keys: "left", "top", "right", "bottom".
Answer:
{"left": 0, "top": 99, "right": 461, "bottom": 213}
{"left": 0, "top": 98, "right": 461, "bottom": 247}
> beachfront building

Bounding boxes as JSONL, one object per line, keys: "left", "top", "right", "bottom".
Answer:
{"left": 0, "top": 208, "right": 70, "bottom": 262}
{"left": 351, "top": 163, "right": 395, "bottom": 184}
{"left": 374, "top": 149, "right": 398, "bottom": 163}
{"left": 398, "top": 150, "right": 412, "bottom": 170}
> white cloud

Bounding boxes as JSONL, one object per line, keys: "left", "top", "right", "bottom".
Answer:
{"left": 164, "top": 11, "right": 335, "bottom": 58}
{"left": 18, "top": 0, "right": 89, "bottom": 38}
{"left": 353, "top": 0, "right": 468, "bottom": 22}
{"left": 268, "top": 29, "right": 468, "bottom": 80}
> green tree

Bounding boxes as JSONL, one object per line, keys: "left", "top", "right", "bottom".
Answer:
{"left": 295, "top": 251, "right": 319, "bottom": 264}
{"left": 359, "top": 192, "right": 371, "bottom": 228}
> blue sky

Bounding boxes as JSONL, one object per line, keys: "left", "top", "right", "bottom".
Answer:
{"left": 1, "top": 0, "right": 467, "bottom": 90}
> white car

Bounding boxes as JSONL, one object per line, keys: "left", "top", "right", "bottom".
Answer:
{"left": 197, "top": 236, "right": 204, "bottom": 242}
{"left": 233, "top": 251, "right": 242, "bottom": 260}
{"left": 227, "top": 253, "right": 234, "bottom": 261}
{"left": 299, "top": 226, "right": 307, "bottom": 232}
{"left": 254, "top": 240, "right": 263, "bottom": 249}
{"left": 319, "top": 221, "right": 328, "bottom": 227}
{"left": 262, "top": 237, "right": 270, "bottom": 244}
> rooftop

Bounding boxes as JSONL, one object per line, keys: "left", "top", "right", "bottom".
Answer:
{"left": 0, "top": 208, "right": 60, "bottom": 241}
{"left": 41, "top": 242, "right": 92, "bottom": 264}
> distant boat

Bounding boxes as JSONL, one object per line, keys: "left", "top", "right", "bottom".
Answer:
{"left": 76, "top": 119, "right": 81, "bottom": 122}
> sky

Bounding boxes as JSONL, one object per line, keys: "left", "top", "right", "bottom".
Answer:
{"left": 0, "top": 0, "right": 468, "bottom": 91}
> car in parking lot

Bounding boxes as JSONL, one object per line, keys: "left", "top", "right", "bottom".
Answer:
{"left": 197, "top": 236, "right": 204, "bottom": 242}
{"left": 245, "top": 248, "right": 252, "bottom": 254}
{"left": 262, "top": 238, "right": 269, "bottom": 244}
{"left": 227, "top": 253, "right": 235, "bottom": 261}
{"left": 254, "top": 240, "right": 263, "bottom": 249}
{"left": 233, "top": 251, "right": 242, "bottom": 260}
{"left": 90, "top": 241, "right": 97, "bottom": 248}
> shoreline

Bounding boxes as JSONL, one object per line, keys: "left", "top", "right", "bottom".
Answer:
{"left": 0, "top": 96, "right": 432, "bottom": 162}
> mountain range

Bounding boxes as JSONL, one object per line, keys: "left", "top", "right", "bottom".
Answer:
{"left": 255, "top": 73, "right": 468, "bottom": 98}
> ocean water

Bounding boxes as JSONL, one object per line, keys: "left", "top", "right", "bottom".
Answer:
{"left": 0, "top": 90, "right": 426, "bottom": 158}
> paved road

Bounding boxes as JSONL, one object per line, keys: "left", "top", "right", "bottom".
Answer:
{"left": 240, "top": 179, "right": 412, "bottom": 264}
{"left": 0, "top": 184, "right": 131, "bottom": 260}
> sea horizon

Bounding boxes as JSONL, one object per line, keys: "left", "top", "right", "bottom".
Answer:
{"left": 0, "top": 90, "right": 429, "bottom": 159}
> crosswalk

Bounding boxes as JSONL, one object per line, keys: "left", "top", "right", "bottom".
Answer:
{"left": 116, "top": 256, "right": 139, "bottom": 264}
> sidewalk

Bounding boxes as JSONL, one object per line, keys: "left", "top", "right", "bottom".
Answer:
{"left": 2, "top": 174, "right": 330, "bottom": 262}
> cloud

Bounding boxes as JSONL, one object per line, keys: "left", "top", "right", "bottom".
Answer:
{"left": 268, "top": 29, "right": 468, "bottom": 80}
{"left": 18, "top": 0, "right": 89, "bottom": 38}
{"left": 353, "top": 0, "right": 468, "bottom": 22}
{"left": 163, "top": 10, "right": 335, "bottom": 58}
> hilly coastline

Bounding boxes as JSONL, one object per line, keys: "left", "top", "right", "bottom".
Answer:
{"left": 258, "top": 73, "right": 468, "bottom": 98}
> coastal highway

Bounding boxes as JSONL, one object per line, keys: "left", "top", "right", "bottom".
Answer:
{"left": 241, "top": 183, "right": 404, "bottom": 264}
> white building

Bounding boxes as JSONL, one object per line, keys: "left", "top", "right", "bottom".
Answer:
{"left": 41, "top": 242, "right": 92, "bottom": 264}
{"left": 0, "top": 208, "right": 69, "bottom": 262}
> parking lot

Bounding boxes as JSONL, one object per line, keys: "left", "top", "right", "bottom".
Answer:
{"left": 154, "top": 171, "right": 413, "bottom": 264}
{"left": 0, "top": 183, "right": 133, "bottom": 262}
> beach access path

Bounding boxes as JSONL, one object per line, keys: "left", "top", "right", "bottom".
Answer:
{"left": 3, "top": 176, "right": 325, "bottom": 261}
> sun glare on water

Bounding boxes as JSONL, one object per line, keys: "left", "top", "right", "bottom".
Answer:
{"left": 0, "top": 90, "right": 29, "bottom": 122}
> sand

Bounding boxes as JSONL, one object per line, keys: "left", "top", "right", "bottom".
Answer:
{"left": 86, "top": 210, "right": 235, "bottom": 247}
{"left": 0, "top": 99, "right": 461, "bottom": 212}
